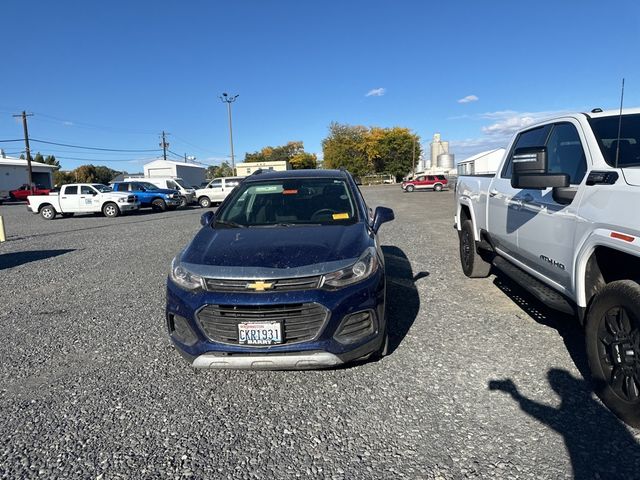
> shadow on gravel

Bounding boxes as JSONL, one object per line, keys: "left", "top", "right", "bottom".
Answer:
{"left": 489, "top": 370, "right": 640, "bottom": 479}
{"left": 492, "top": 274, "right": 589, "bottom": 379}
{"left": 7, "top": 208, "right": 203, "bottom": 241}
{"left": 382, "top": 245, "right": 427, "bottom": 355}
{"left": 0, "top": 248, "right": 75, "bottom": 270}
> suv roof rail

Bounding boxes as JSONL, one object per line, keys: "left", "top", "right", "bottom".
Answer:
{"left": 250, "top": 169, "right": 263, "bottom": 176}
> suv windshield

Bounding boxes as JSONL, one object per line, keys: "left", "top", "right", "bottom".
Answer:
{"left": 92, "top": 184, "right": 112, "bottom": 193}
{"left": 589, "top": 113, "right": 640, "bottom": 167}
{"left": 216, "top": 178, "right": 358, "bottom": 227}
{"left": 174, "top": 179, "right": 189, "bottom": 189}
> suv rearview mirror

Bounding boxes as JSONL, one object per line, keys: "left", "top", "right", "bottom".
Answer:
{"left": 200, "top": 211, "right": 215, "bottom": 226}
{"left": 511, "top": 146, "right": 569, "bottom": 190}
{"left": 372, "top": 206, "right": 394, "bottom": 233}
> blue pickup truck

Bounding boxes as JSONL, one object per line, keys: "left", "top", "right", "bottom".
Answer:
{"left": 111, "top": 181, "right": 182, "bottom": 211}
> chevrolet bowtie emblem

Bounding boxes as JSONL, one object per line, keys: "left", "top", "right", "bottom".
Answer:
{"left": 246, "top": 281, "right": 274, "bottom": 291}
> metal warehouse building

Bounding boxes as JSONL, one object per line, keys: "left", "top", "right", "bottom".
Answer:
{"left": 0, "top": 155, "right": 57, "bottom": 190}
{"left": 143, "top": 159, "right": 206, "bottom": 188}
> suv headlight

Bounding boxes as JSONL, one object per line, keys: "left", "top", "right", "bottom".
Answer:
{"left": 321, "top": 247, "right": 379, "bottom": 289}
{"left": 170, "top": 256, "right": 204, "bottom": 291}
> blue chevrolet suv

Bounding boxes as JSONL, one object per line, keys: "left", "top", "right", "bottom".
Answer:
{"left": 166, "top": 169, "right": 394, "bottom": 369}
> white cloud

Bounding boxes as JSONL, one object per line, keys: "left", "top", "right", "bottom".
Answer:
{"left": 480, "top": 110, "right": 565, "bottom": 137}
{"left": 449, "top": 109, "right": 571, "bottom": 160}
{"left": 365, "top": 87, "right": 385, "bottom": 97}
{"left": 458, "top": 95, "right": 479, "bottom": 104}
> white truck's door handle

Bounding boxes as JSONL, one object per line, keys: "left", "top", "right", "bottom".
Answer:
{"left": 489, "top": 189, "right": 499, "bottom": 197}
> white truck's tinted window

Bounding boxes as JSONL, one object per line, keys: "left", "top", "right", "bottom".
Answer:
{"left": 546, "top": 123, "right": 587, "bottom": 185}
{"left": 502, "top": 124, "right": 552, "bottom": 178}
{"left": 64, "top": 186, "right": 78, "bottom": 194}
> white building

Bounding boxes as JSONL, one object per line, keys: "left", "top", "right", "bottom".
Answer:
{"left": 456, "top": 149, "right": 506, "bottom": 176}
{"left": 143, "top": 159, "right": 206, "bottom": 188}
{"left": 236, "top": 160, "right": 290, "bottom": 176}
{"left": 0, "top": 155, "right": 57, "bottom": 190}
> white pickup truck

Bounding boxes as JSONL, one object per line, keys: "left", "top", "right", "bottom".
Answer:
{"left": 455, "top": 108, "right": 640, "bottom": 426}
{"left": 27, "top": 183, "right": 140, "bottom": 219}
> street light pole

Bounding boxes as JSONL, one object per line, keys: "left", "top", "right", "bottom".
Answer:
{"left": 219, "top": 93, "right": 239, "bottom": 174}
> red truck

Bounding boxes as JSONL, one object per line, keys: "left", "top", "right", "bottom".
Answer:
{"left": 10, "top": 184, "right": 51, "bottom": 201}
{"left": 401, "top": 174, "right": 448, "bottom": 192}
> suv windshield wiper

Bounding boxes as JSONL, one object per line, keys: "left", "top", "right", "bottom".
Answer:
{"left": 214, "top": 219, "right": 246, "bottom": 228}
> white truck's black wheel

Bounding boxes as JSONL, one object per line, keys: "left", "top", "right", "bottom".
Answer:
{"left": 406, "top": 185, "right": 415, "bottom": 192}
{"left": 586, "top": 280, "right": 640, "bottom": 427}
{"left": 102, "top": 202, "right": 120, "bottom": 218}
{"left": 40, "top": 205, "right": 56, "bottom": 220}
{"left": 199, "top": 196, "right": 211, "bottom": 208}
{"left": 179, "top": 196, "right": 188, "bottom": 208}
{"left": 152, "top": 198, "right": 167, "bottom": 212}
{"left": 459, "top": 219, "right": 491, "bottom": 278}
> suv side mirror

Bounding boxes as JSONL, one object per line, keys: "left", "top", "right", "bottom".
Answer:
{"left": 372, "top": 206, "right": 394, "bottom": 233}
{"left": 200, "top": 211, "right": 215, "bottom": 226}
{"left": 511, "top": 146, "right": 569, "bottom": 189}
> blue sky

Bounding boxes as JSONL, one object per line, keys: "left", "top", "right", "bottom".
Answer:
{"left": 1, "top": 0, "right": 639, "bottom": 171}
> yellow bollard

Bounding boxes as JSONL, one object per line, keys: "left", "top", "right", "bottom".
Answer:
{"left": 0, "top": 215, "right": 5, "bottom": 242}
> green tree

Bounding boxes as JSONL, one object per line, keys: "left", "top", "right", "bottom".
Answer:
{"left": 33, "top": 152, "right": 45, "bottom": 164}
{"left": 375, "top": 127, "right": 421, "bottom": 180}
{"left": 54, "top": 170, "right": 74, "bottom": 186}
{"left": 206, "top": 165, "right": 220, "bottom": 179}
{"left": 94, "top": 166, "right": 120, "bottom": 184}
{"left": 321, "top": 123, "right": 420, "bottom": 179}
{"left": 43, "top": 155, "right": 60, "bottom": 169}
{"left": 290, "top": 152, "right": 317, "bottom": 170}
{"left": 322, "top": 123, "right": 371, "bottom": 177}
{"left": 244, "top": 141, "right": 315, "bottom": 169}
{"left": 214, "top": 162, "right": 234, "bottom": 177}
{"left": 73, "top": 165, "right": 98, "bottom": 183}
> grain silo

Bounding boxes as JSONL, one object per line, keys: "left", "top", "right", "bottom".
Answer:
{"left": 437, "top": 153, "right": 455, "bottom": 169}
{"left": 430, "top": 133, "right": 449, "bottom": 166}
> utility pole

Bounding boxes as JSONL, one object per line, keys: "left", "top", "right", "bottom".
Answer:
{"left": 219, "top": 93, "right": 239, "bottom": 174}
{"left": 412, "top": 136, "right": 416, "bottom": 175}
{"left": 13, "top": 111, "right": 34, "bottom": 192}
{"left": 159, "top": 131, "right": 169, "bottom": 161}
{"left": 184, "top": 153, "right": 187, "bottom": 163}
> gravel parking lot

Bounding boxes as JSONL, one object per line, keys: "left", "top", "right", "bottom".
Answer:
{"left": 2, "top": 187, "right": 640, "bottom": 479}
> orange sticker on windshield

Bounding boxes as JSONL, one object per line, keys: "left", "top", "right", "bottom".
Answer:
{"left": 332, "top": 213, "right": 349, "bottom": 220}
{"left": 282, "top": 189, "right": 298, "bottom": 195}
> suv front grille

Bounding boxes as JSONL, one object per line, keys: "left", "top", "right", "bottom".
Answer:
{"left": 204, "top": 276, "right": 321, "bottom": 293}
{"left": 196, "top": 303, "right": 328, "bottom": 345}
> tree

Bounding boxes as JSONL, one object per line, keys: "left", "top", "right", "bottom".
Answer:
{"left": 206, "top": 165, "right": 220, "bottom": 179}
{"left": 33, "top": 152, "right": 45, "bottom": 164}
{"left": 375, "top": 127, "right": 421, "bottom": 180}
{"left": 244, "top": 141, "right": 315, "bottom": 169}
{"left": 54, "top": 170, "right": 74, "bottom": 186}
{"left": 321, "top": 122, "right": 421, "bottom": 179}
{"left": 215, "top": 162, "right": 234, "bottom": 177}
{"left": 322, "top": 123, "right": 371, "bottom": 177}
{"left": 43, "top": 155, "right": 60, "bottom": 169}
{"left": 94, "top": 166, "right": 120, "bottom": 184}
{"left": 73, "top": 165, "right": 98, "bottom": 183}
{"left": 290, "top": 152, "right": 317, "bottom": 170}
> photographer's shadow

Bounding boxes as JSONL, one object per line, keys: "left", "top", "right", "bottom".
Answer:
{"left": 382, "top": 245, "right": 427, "bottom": 355}
{"left": 490, "top": 370, "right": 640, "bottom": 479}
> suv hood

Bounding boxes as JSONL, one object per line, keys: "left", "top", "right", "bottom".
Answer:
{"left": 181, "top": 223, "right": 371, "bottom": 273}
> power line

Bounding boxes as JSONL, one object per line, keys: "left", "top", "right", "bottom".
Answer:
{"left": 54, "top": 155, "right": 158, "bottom": 163}
{"left": 31, "top": 111, "right": 158, "bottom": 135}
{"left": 30, "top": 138, "right": 160, "bottom": 152}
{"left": 0, "top": 139, "right": 23, "bottom": 143}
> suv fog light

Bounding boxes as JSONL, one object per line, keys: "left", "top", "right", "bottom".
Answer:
{"left": 334, "top": 310, "right": 375, "bottom": 344}
{"left": 168, "top": 314, "right": 198, "bottom": 346}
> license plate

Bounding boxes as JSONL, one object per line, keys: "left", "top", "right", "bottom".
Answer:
{"left": 238, "top": 322, "right": 282, "bottom": 345}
